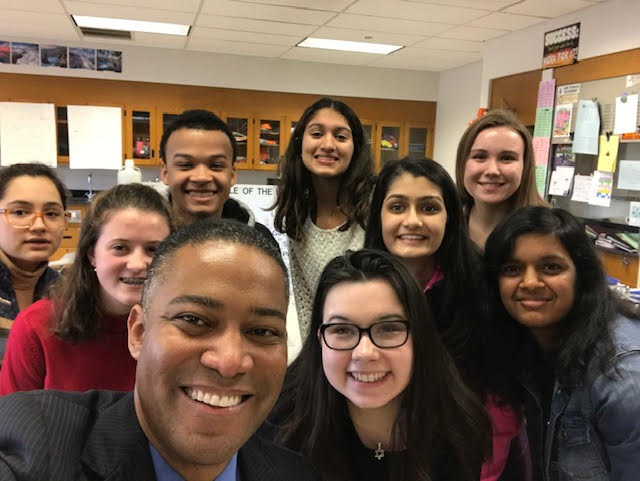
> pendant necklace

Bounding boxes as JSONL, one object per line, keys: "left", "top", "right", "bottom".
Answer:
{"left": 374, "top": 442, "right": 385, "bottom": 461}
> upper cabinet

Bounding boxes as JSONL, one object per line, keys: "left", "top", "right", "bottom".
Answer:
{"left": 0, "top": 73, "right": 436, "bottom": 173}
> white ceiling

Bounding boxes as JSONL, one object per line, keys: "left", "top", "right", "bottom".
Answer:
{"left": 0, "top": 0, "right": 608, "bottom": 72}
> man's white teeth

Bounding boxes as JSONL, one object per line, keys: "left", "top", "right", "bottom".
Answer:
{"left": 400, "top": 235, "right": 425, "bottom": 240}
{"left": 352, "top": 372, "right": 387, "bottom": 383}
{"left": 121, "top": 278, "right": 145, "bottom": 285}
{"left": 187, "top": 388, "right": 243, "bottom": 407}
{"left": 188, "top": 191, "right": 214, "bottom": 197}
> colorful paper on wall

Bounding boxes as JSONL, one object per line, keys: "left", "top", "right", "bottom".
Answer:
{"left": 614, "top": 94, "right": 639, "bottom": 134}
{"left": 573, "top": 100, "right": 600, "bottom": 155}
{"left": 596, "top": 135, "right": 620, "bottom": 172}
{"left": 534, "top": 108, "right": 553, "bottom": 137}
{"left": 618, "top": 160, "right": 640, "bottom": 191}
{"left": 537, "top": 79, "right": 556, "bottom": 108}
{"left": 548, "top": 166, "right": 575, "bottom": 196}
{"left": 535, "top": 165, "right": 548, "bottom": 195}
{"left": 557, "top": 83, "right": 580, "bottom": 104}
{"left": 553, "top": 144, "right": 574, "bottom": 167}
{"left": 532, "top": 137, "right": 551, "bottom": 166}
{"left": 553, "top": 104, "right": 573, "bottom": 137}
{"left": 571, "top": 175, "right": 591, "bottom": 202}
{"left": 588, "top": 171, "right": 613, "bottom": 207}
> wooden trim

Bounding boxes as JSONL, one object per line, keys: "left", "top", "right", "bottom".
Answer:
{"left": 553, "top": 47, "right": 640, "bottom": 86}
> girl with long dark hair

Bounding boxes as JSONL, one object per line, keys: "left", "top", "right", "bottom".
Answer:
{"left": 484, "top": 207, "right": 640, "bottom": 480}
{"left": 272, "top": 97, "right": 374, "bottom": 337}
{"left": 277, "top": 249, "right": 491, "bottom": 481}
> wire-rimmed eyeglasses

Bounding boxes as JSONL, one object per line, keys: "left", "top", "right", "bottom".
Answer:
{"left": 319, "top": 320, "right": 410, "bottom": 350}
{"left": 0, "top": 208, "right": 70, "bottom": 229}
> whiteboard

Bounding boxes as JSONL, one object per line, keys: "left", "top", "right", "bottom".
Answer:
{"left": 0, "top": 102, "right": 57, "bottom": 167}
{"left": 68, "top": 105, "right": 122, "bottom": 170}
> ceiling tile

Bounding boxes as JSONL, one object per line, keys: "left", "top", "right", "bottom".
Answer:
{"left": 63, "top": 1, "right": 196, "bottom": 24}
{"left": 346, "top": 0, "right": 487, "bottom": 24}
{"left": 61, "top": 0, "right": 200, "bottom": 12}
{"left": 196, "top": 14, "right": 315, "bottom": 37}
{"left": 327, "top": 13, "right": 451, "bottom": 36}
{"left": 200, "top": 0, "right": 335, "bottom": 25}
{"left": 0, "top": 11, "right": 79, "bottom": 40}
{"left": 439, "top": 25, "right": 508, "bottom": 41}
{"left": 403, "top": 0, "right": 520, "bottom": 10}
{"left": 190, "top": 26, "right": 301, "bottom": 46}
{"left": 311, "top": 26, "right": 423, "bottom": 47}
{"left": 0, "top": 0, "right": 66, "bottom": 13}
{"left": 187, "top": 37, "right": 290, "bottom": 57}
{"left": 281, "top": 46, "right": 380, "bottom": 65}
{"left": 232, "top": 0, "right": 353, "bottom": 11}
{"left": 411, "top": 37, "right": 482, "bottom": 52}
{"left": 467, "top": 12, "right": 545, "bottom": 31}
{"left": 504, "top": 0, "right": 596, "bottom": 18}
{"left": 370, "top": 48, "right": 480, "bottom": 70}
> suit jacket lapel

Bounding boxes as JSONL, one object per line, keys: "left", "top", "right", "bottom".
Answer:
{"left": 80, "top": 392, "right": 156, "bottom": 481}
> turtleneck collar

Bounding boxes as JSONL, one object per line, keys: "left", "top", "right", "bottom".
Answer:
{"left": 0, "top": 249, "right": 49, "bottom": 290}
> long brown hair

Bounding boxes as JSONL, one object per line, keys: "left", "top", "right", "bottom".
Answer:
{"left": 51, "top": 184, "right": 172, "bottom": 342}
{"left": 455, "top": 109, "right": 547, "bottom": 211}
{"left": 272, "top": 97, "right": 374, "bottom": 241}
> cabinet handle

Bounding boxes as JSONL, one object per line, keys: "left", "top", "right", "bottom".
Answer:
{"left": 623, "top": 256, "right": 630, "bottom": 266}
{"left": 152, "top": 149, "right": 155, "bottom": 158}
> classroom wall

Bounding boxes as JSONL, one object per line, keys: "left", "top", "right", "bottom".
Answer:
{"left": 433, "top": 0, "right": 640, "bottom": 173}
{"left": 0, "top": 35, "right": 439, "bottom": 102}
{"left": 432, "top": 60, "right": 482, "bottom": 178}
{"left": 480, "top": 0, "right": 640, "bottom": 106}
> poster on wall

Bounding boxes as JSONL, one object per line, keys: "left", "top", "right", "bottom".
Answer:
{"left": 69, "top": 47, "right": 96, "bottom": 70}
{"left": 40, "top": 45, "right": 67, "bottom": 68}
{"left": 553, "top": 104, "right": 573, "bottom": 138}
{"left": 11, "top": 42, "right": 39, "bottom": 66}
{"left": 542, "top": 23, "right": 580, "bottom": 69}
{"left": 97, "top": 49, "right": 122, "bottom": 73}
{"left": 0, "top": 41, "right": 9, "bottom": 64}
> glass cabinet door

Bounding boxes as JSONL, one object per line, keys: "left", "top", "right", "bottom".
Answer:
{"left": 56, "top": 106, "right": 69, "bottom": 160}
{"left": 226, "top": 116, "right": 251, "bottom": 169}
{"left": 131, "top": 110, "right": 152, "bottom": 164}
{"left": 257, "top": 118, "right": 282, "bottom": 169}
{"left": 379, "top": 124, "right": 401, "bottom": 168}
{"left": 407, "top": 126, "right": 428, "bottom": 160}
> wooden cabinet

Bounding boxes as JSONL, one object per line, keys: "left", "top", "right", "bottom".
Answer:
{"left": 598, "top": 249, "right": 639, "bottom": 287}
{"left": 0, "top": 73, "right": 436, "bottom": 172}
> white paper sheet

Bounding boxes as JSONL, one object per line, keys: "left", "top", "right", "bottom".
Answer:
{"left": 571, "top": 175, "right": 592, "bottom": 202}
{"left": 0, "top": 102, "right": 57, "bottom": 167}
{"left": 614, "top": 94, "right": 639, "bottom": 134}
{"left": 548, "top": 166, "right": 575, "bottom": 196}
{"left": 618, "top": 160, "right": 640, "bottom": 191}
{"left": 67, "top": 105, "right": 122, "bottom": 170}
{"left": 573, "top": 100, "right": 600, "bottom": 155}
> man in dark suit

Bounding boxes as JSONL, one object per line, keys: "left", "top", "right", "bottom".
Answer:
{"left": 0, "top": 220, "right": 316, "bottom": 481}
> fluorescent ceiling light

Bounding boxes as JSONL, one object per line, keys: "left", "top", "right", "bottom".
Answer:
{"left": 72, "top": 15, "right": 190, "bottom": 36}
{"left": 297, "top": 37, "right": 402, "bottom": 55}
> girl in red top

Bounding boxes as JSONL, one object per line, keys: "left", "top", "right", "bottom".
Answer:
{"left": 0, "top": 183, "right": 172, "bottom": 394}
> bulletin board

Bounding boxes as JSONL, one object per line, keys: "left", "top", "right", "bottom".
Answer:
{"left": 549, "top": 73, "right": 640, "bottom": 225}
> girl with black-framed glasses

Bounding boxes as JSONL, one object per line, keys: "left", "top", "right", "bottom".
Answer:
{"left": 272, "top": 249, "right": 491, "bottom": 481}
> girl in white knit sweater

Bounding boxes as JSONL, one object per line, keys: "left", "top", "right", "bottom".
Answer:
{"left": 272, "top": 97, "right": 374, "bottom": 339}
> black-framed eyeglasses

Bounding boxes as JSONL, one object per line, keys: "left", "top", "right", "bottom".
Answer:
{"left": 319, "top": 320, "right": 410, "bottom": 351}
